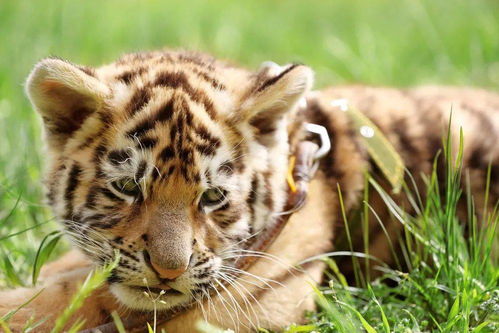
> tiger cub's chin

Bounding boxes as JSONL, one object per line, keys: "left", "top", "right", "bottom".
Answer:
{"left": 110, "top": 283, "right": 191, "bottom": 311}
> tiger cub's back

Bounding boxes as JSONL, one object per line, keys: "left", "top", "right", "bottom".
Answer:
{"left": 305, "top": 85, "right": 499, "bottom": 267}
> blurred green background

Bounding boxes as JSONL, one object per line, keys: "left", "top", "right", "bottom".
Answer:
{"left": 0, "top": 0, "right": 498, "bottom": 286}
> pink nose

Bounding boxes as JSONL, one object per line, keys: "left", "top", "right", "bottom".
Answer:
{"left": 150, "top": 261, "right": 187, "bottom": 280}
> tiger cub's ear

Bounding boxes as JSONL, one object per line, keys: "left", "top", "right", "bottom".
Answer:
{"left": 26, "top": 58, "right": 110, "bottom": 150}
{"left": 237, "top": 61, "right": 314, "bottom": 145}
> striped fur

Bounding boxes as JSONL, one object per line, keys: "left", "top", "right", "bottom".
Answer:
{"left": 1, "top": 50, "right": 498, "bottom": 332}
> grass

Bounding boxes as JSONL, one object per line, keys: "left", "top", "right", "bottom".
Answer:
{"left": 285, "top": 132, "right": 499, "bottom": 332}
{"left": 0, "top": 0, "right": 498, "bottom": 331}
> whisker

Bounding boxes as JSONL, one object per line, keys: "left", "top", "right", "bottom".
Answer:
{"left": 216, "top": 273, "right": 255, "bottom": 329}
{"left": 221, "top": 252, "right": 294, "bottom": 271}
{"left": 211, "top": 280, "right": 237, "bottom": 329}
{"left": 216, "top": 272, "right": 261, "bottom": 329}
{"left": 214, "top": 278, "right": 246, "bottom": 331}
{"left": 203, "top": 287, "right": 220, "bottom": 323}
{"left": 220, "top": 265, "right": 285, "bottom": 289}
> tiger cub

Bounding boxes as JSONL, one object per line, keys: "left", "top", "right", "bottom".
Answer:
{"left": 1, "top": 50, "right": 498, "bottom": 332}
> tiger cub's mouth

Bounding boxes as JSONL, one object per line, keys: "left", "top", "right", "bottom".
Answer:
{"left": 129, "top": 284, "right": 184, "bottom": 297}
{"left": 111, "top": 282, "right": 191, "bottom": 311}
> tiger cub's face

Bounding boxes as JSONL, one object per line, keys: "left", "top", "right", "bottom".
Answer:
{"left": 26, "top": 51, "right": 313, "bottom": 310}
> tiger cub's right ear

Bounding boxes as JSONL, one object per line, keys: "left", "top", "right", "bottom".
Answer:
{"left": 235, "top": 61, "right": 314, "bottom": 146}
{"left": 26, "top": 58, "right": 110, "bottom": 150}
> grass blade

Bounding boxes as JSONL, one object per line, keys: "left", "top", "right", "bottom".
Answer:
{"left": 32, "top": 231, "right": 62, "bottom": 285}
{"left": 111, "top": 311, "right": 126, "bottom": 333}
{"left": 50, "top": 252, "right": 119, "bottom": 333}
{"left": 1, "top": 288, "right": 44, "bottom": 322}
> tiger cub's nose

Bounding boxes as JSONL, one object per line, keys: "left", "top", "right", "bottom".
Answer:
{"left": 143, "top": 250, "right": 190, "bottom": 280}
{"left": 151, "top": 261, "right": 188, "bottom": 280}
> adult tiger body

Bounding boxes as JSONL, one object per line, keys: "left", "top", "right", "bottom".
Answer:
{"left": 1, "top": 50, "right": 498, "bottom": 332}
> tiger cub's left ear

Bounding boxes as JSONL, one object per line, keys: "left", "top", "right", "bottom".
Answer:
{"left": 238, "top": 62, "right": 314, "bottom": 145}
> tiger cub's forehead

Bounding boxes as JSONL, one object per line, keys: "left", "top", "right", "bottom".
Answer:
{"left": 97, "top": 52, "right": 246, "bottom": 186}
{"left": 99, "top": 51, "right": 248, "bottom": 115}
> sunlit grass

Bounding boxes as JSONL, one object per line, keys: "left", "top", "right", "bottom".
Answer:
{"left": 285, "top": 131, "right": 499, "bottom": 332}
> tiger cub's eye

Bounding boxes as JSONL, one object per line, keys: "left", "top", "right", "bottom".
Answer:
{"left": 200, "top": 188, "right": 226, "bottom": 207}
{"left": 111, "top": 178, "right": 141, "bottom": 197}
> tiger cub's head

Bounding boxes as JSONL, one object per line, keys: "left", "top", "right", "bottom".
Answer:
{"left": 26, "top": 51, "right": 313, "bottom": 310}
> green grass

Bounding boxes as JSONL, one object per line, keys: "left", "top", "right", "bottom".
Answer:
{"left": 0, "top": 0, "right": 498, "bottom": 331}
{"left": 284, "top": 132, "right": 499, "bottom": 332}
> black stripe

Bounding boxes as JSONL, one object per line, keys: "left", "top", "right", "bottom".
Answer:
{"left": 127, "top": 88, "right": 151, "bottom": 116}
{"left": 77, "top": 132, "right": 98, "bottom": 150}
{"left": 83, "top": 213, "right": 107, "bottom": 224}
{"left": 159, "top": 146, "right": 175, "bottom": 161}
{"left": 204, "top": 170, "right": 212, "bottom": 186}
{"left": 100, "top": 187, "right": 125, "bottom": 202}
{"left": 155, "top": 71, "right": 192, "bottom": 90}
{"left": 218, "top": 209, "right": 242, "bottom": 228}
{"left": 179, "top": 148, "right": 194, "bottom": 164}
{"left": 177, "top": 53, "right": 215, "bottom": 70}
{"left": 47, "top": 163, "right": 66, "bottom": 206}
{"left": 218, "top": 161, "right": 234, "bottom": 175}
{"left": 118, "top": 248, "right": 141, "bottom": 262}
{"left": 78, "top": 66, "right": 95, "bottom": 77}
{"left": 257, "top": 64, "right": 298, "bottom": 92}
{"left": 135, "top": 160, "right": 147, "bottom": 180}
{"left": 126, "top": 118, "right": 156, "bottom": 138}
{"left": 182, "top": 101, "right": 194, "bottom": 126}
{"left": 169, "top": 123, "right": 178, "bottom": 142}
{"left": 98, "top": 111, "right": 113, "bottom": 126}
{"left": 195, "top": 124, "right": 221, "bottom": 146}
{"left": 85, "top": 186, "right": 99, "bottom": 209}
{"left": 167, "top": 165, "right": 175, "bottom": 177}
{"left": 156, "top": 99, "right": 175, "bottom": 122}
{"left": 192, "top": 171, "right": 201, "bottom": 183}
{"left": 246, "top": 174, "right": 258, "bottom": 226}
{"left": 191, "top": 68, "right": 226, "bottom": 90}
{"left": 108, "top": 149, "right": 130, "bottom": 165}
{"left": 91, "top": 217, "right": 121, "bottom": 229}
{"left": 64, "top": 163, "right": 82, "bottom": 219}
{"left": 152, "top": 167, "right": 162, "bottom": 181}
{"left": 139, "top": 137, "right": 158, "bottom": 149}
{"left": 180, "top": 165, "right": 190, "bottom": 181}
{"left": 93, "top": 143, "right": 108, "bottom": 163}
{"left": 155, "top": 71, "right": 216, "bottom": 119}
{"left": 116, "top": 67, "right": 146, "bottom": 84}
{"left": 195, "top": 143, "right": 218, "bottom": 156}
{"left": 263, "top": 171, "right": 274, "bottom": 210}
{"left": 107, "top": 271, "right": 124, "bottom": 283}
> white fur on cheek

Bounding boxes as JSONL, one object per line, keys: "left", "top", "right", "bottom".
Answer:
{"left": 239, "top": 118, "right": 289, "bottom": 232}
